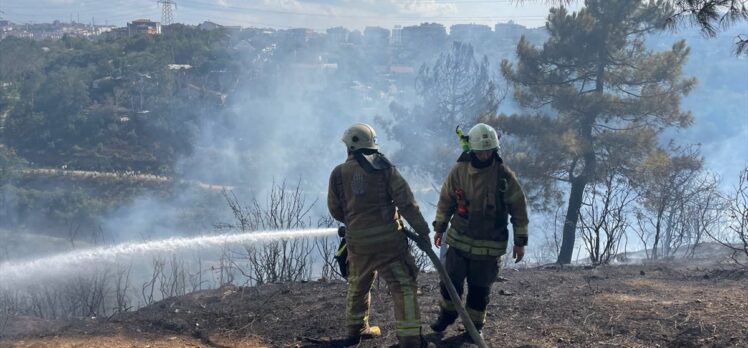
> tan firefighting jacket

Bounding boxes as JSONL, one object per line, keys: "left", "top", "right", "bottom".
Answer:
{"left": 328, "top": 155, "right": 430, "bottom": 254}
{"left": 434, "top": 158, "right": 529, "bottom": 259}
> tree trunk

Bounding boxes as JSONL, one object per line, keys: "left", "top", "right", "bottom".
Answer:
{"left": 653, "top": 215, "right": 662, "bottom": 260}
{"left": 557, "top": 115, "right": 596, "bottom": 264}
{"left": 556, "top": 49, "right": 606, "bottom": 264}
{"left": 557, "top": 175, "right": 588, "bottom": 264}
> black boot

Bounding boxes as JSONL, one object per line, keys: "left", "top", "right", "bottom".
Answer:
{"left": 429, "top": 311, "right": 458, "bottom": 333}
{"left": 463, "top": 322, "right": 484, "bottom": 343}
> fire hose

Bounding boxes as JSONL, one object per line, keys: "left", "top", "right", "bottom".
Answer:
{"left": 404, "top": 229, "right": 489, "bottom": 348}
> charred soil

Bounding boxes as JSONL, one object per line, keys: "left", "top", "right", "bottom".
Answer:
{"left": 2, "top": 264, "right": 747, "bottom": 348}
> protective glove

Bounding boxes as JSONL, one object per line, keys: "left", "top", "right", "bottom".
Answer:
{"left": 338, "top": 226, "right": 346, "bottom": 238}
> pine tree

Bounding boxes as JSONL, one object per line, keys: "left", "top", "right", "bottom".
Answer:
{"left": 494, "top": 0, "right": 696, "bottom": 264}
{"left": 527, "top": 0, "right": 748, "bottom": 54}
{"left": 382, "top": 42, "right": 502, "bottom": 181}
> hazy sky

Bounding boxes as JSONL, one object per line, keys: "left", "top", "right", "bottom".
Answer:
{"left": 0, "top": 0, "right": 576, "bottom": 30}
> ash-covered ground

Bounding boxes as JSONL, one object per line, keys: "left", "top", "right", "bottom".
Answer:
{"left": 1, "top": 263, "right": 747, "bottom": 348}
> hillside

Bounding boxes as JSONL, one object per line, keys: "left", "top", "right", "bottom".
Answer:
{"left": 1, "top": 263, "right": 746, "bottom": 348}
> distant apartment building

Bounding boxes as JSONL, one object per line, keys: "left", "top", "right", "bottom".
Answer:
{"left": 347, "top": 29, "right": 363, "bottom": 45}
{"left": 450, "top": 23, "right": 492, "bottom": 44}
{"left": 494, "top": 20, "right": 525, "bottom": 40}
{"left": 401, "top": 23, "right": 447, "bottom": 49}
{"left": 282, "top": 28, "right": 317, "bottom": 46}
{"left": 326, "top": 26, "right": 349, "bottom": 45}
{"left": 391, "top": 25, "right": 403, "bottom": 46}
{"left": 363, "top": 26, "right": 390, "bottom": 47}
{"left": 128, "top": 19, "right": 161, "bottom": 35}
{"left": 288, "top": 28, "right": 316, "bottom": 41}
{"left": 363, "top": 26, "right": 391, "bottom": 66}
{"left": 105, "top": 27, "right": 129, "bottom": 40}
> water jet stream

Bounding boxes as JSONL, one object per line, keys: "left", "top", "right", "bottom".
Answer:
{"left": 0, "top": 228, "right": 337, "bottom": 286}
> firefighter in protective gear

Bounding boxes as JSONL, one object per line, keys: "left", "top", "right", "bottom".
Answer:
{"left": 430, "top": 123, "right": 529, "bottom": 340}
{"left": 328, "top": 123, "right": 431, "bottom": 348}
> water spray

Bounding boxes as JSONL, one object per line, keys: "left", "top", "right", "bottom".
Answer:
{"left": 0, "top": 228, "right": 337, "bottom": 286}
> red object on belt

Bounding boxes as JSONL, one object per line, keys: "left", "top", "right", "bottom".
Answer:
{"left": 455, "top": 188, "right": 468, "bottom": 218}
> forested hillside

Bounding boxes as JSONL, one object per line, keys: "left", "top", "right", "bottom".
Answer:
{"left": 0, "top": 25, "right": 237, "bottom": 173}
{"left": 0, "top": 18, "right": 745, "bottom": 250}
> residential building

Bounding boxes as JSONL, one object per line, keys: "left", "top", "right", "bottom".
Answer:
{"left": 450, "top": 23, "right": 492, "bottom": 44}
{"left": 364, "top": 26, "right": 390, "bottom": 47}
{"left": 391, "top": 25, "right": 403, "bottom": 46}
{"left": 198, "top": 21, "right": 222, "bottom": 31}
{"left": 494, "top": 20, "right": 525, "bottom": 40}
{"left": 326, "top": 26, "right": 349, "bottom": 45}
{"left": 401, "top": 22, "right": 447, "bottom": 49}
{"left": 128, "top": 19, "right": 161, "bottom": 35}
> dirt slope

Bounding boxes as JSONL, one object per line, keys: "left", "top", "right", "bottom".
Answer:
{"left": 2, "top": 264, "right": 747, "bottom": 348}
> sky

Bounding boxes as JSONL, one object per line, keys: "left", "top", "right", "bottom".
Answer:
{"left": 0, "top": 0, "right": 574, "bottom": 30}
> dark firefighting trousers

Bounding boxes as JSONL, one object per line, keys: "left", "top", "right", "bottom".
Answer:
{"left": 438, "top": 247, "right": 500, "bottom": 327}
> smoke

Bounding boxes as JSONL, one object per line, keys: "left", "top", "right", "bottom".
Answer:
{"left": 102, "top": 186, "right": 227, "bottom": 242}
{"left": 95, "top": 31, "right": 427, "bottom": 242}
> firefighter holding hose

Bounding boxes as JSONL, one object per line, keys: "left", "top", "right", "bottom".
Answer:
{"left": 431, "top": 123, "right": 529, "bottom": 342}
{"left": 327, "top": 123, "right": 432, "bottom": 348}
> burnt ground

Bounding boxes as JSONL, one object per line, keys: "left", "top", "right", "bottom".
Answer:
{"left": 1, "top": 263, "right": 747, "bottom": 348}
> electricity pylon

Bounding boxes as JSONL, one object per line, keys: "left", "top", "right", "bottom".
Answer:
{"left": 157, "top": 0, "right": 176, "bottom": 25}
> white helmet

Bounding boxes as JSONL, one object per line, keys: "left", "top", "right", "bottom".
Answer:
{"left": 468, "top": 123, "right": 500, "bottom": 151}
{"left": 342, "top": 123, "right": 378, "bottom": 151}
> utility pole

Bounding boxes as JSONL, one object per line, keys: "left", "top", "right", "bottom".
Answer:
{"left": 157, "top": 0, "right": 176, "bottom": 26}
